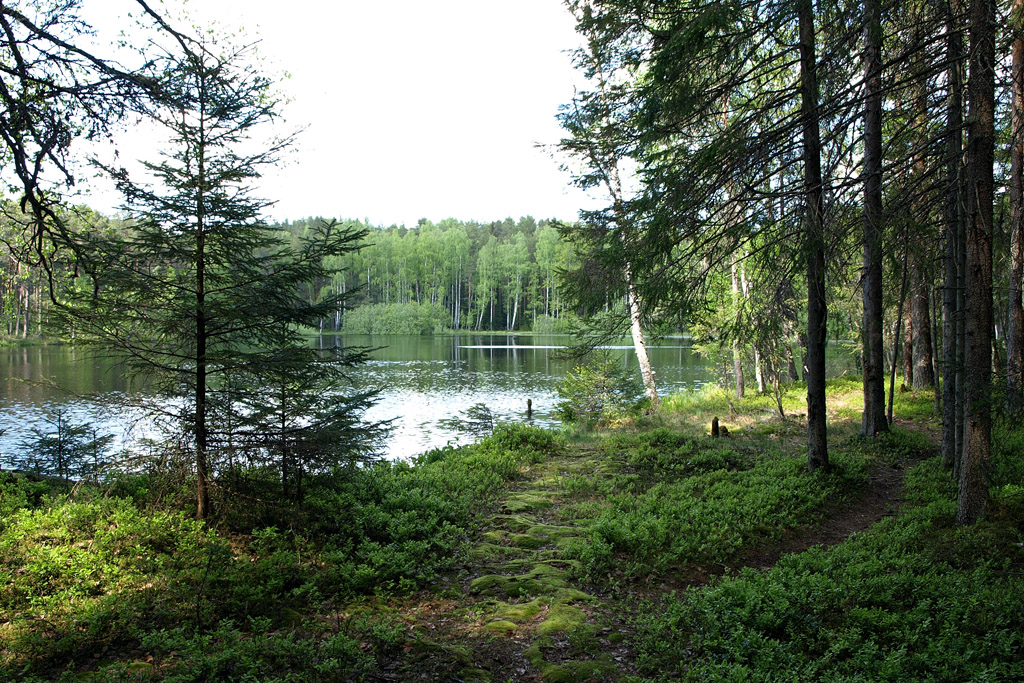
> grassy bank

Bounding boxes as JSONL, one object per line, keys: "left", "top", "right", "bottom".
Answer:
{"left": 1, "top": 379, "right": 1021, "bottom": 681}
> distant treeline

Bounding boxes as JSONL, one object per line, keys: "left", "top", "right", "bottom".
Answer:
{"left": 274, "top": 215, "right": 581, "bottom": 334}
{"left": 0, "top": 210, "right": 583, "bottom": 339}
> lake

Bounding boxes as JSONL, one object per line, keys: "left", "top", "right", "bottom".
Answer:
{"left": 1, "top": 334, "right": 713, "bottom": 463}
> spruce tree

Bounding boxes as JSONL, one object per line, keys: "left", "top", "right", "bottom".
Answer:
{"left": 60, "top": 39, "right": 380, "bottom": 519}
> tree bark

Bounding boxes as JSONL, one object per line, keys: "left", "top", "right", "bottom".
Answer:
{"left": 740, "top": 265, "right": 763, "bottom": 393}
{"left": 942, "top": 0, "right": 965, "bottom": 467}
{"left": 957, "top": 0, "right": 995, "bottom": 526}
{"left": 911, "top": 256, "right": 936, "bottom": 389}
{"left": 798, "top": 0, "right": 828, "bottom": 473}
{"left": 194, "top": 86, "right": 211, "bottom": 522}
{"left": 889, "top": 241, "right": 910, "bottom": 426}
{"left": 1007, "top": 0, "right": 1024, "bottom": 414}
{"left": 904, "top": 316, "right": 914, "bottom": 388}
{"left": 862, "top": 0, "right": 888, "bottom": 435}
{"left": 625, "top": 261, "right": 659, "bottom": 407}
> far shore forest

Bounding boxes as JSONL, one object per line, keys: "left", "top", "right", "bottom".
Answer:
{"left": 2, "top": 0, "right": 1024, "bottom": 681}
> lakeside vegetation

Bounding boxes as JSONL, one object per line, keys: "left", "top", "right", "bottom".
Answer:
{"left": 3, "top": 0, "right": 1024, "bottom": 680}
{"left": 2, "top": 379, "right": 1021, "bottom": 681}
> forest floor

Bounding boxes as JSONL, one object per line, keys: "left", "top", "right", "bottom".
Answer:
{"left": 5, "top": 380, "right": 1021, "bottom": 683}
{"left": 365, "top": 407, "right": 932, "bottom": 681}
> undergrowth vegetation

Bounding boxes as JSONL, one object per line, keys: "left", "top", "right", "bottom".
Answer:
{"left": 2, "top": 379, "right": 1022, "bottom": 681}
{"left": 0, "top": 424, "right": 557, "bottom": 681}
{"left": 628, "top": 434, "right": 1024, "bottom": 682}
{"left": 559, "top": 428, "right": 868, "bottom": 578}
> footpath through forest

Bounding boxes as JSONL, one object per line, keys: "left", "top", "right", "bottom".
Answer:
{"left": 370, "top": 402, "right": 926, "bottom": 682}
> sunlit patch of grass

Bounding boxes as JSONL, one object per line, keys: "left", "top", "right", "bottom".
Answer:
{"left": 660, "top": 376, "right": 872, "bottom": 443}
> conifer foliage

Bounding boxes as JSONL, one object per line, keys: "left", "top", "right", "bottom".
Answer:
{"left": 59, "top": 38, "right": 383, "bottom": 518}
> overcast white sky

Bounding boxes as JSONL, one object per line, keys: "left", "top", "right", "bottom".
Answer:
{"left": 76, "top": 0, "right": 593, "bottom": 227}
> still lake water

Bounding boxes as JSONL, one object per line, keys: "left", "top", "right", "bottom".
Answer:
{"left": 1, "top": 334, "right": 713, "bottom": 463}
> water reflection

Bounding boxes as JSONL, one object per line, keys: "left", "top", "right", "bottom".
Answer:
{"left": 1, "top": 335, "right": 713, "bottom": 463}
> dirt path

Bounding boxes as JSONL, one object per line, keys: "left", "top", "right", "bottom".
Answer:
{"left": 739, "top": 458, "right": 910, "bottom": 572}
{"left": 384, "top": 446, "right": 916, "bottom": 682}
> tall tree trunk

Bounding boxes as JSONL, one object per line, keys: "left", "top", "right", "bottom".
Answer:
{"left": 195, "top": 200, "right": 210, "bottom": 521}
{"left": 799, "top": 0, "right": 829, "bottom": 473}
{"left": 731, "top": 257, "right": 745, "bottom": 400}
{"left": 626, "top": 260, "right": 659, "bottom": 407}
{"left": 911, "top": 256, "right": 936, "bottom": 388}
{"left": 911, "top": 17, "right": 937, "bottom": 394}
{"left": 754, "top": 346, "right": 765, "bottom": 393}
{"left": 904, "top": 316, "right": 914, "bottom": 388}
{"left": 510, "top": 289, "right": 519, "bottom": 332}
{"left": 1007, "top": 0, "right": 1024, "bottom": 414}
{"left": 942, "top": 0, "right": 966, "bottom": 466}
{"left": 957, "top": 0, "right": 995, "bottom": 526}
{"left": 192, "top": 92, "right": 211, "bottom": 522}
{"left": 889, "top": 241, "right": 910, "bottom": 426}
{"left": 956, "top": 152, "right": 968, "bottom": 474}
{"left": 862, "top": 0, "right": 888, "bottom": 435}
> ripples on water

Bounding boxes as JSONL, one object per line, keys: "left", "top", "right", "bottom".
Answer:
{"left": 1, "top": 335, "right": 713, "bottom": 464}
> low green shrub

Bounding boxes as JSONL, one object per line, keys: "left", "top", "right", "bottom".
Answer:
{"left": 88, "top": 617, "right": 380, "bottom": 682}
{"left": 612, "top": 428, "right": 748, "bottom": 476}
{"left": 843, "top": 426, "right": 935, "bottom": 466}
{"left": 992, "top": 417, "right": 1024, "bottom": 490}
{"left": 300, "top": 424, "right": 558, "bottom": 596}
{"left": 0, "top": 472, "right": 53, "bottom": 519}
{"left": 0, "top": 423, "right": 562, "bottom": 678}
{"left": 563, "top": 434, "right": 866, "bottom": 578}
{"left": 630, "top": 457, "right": 1024, "bottom": 682}
{"left": 0, "top": 497, "right": 218, "bottom": 676}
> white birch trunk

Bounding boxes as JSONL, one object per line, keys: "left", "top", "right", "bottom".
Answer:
{"left": 625, "top": 260, "right": 659, "bottom": 406}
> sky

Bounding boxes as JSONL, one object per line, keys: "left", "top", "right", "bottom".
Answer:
{"left": 77, "top": 0, "right": 595, "bottom": 227}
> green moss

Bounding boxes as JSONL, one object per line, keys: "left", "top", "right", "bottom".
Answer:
{"left": 524, "top": 631, "right": 615, "bottom": 683}
{"left": 467, "top": 542, "right": 523, "bottom": 565}
{"left": 557, "top": 658, "right": 618, "bottom": 681}
{"left": 526, "top": 523, "right": 580, "bottom": 540}
{"left": 483, "top": 620, "right": 518, "bottom": 633}
{"left": 481, "top": 530, "right": 507, "bottom": 544}
{"left": 470, "top": 563, "right": 569, "bottom": 598}
{"left": 510, "top": 533, "right": 547, "bottom": 549}
{"left": 493, "top": 598, "right": 546, "bottom": 622}
{"left": 409, "top": 638, "right": 473, "bottom": 662}
{"left": 491, "top": 514, "right": 538, "bottom": 532}
{"left": 554, "top": 588, "right": 595, "bottom": 603}
{"left": 524, "top": 635, "right": 552, "bottom": 671}
{"left": 502, "top": 492, "right": 555, "bottom": 513}
{"left": 537, "top": 602, "right": 587, "bottom": 635}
